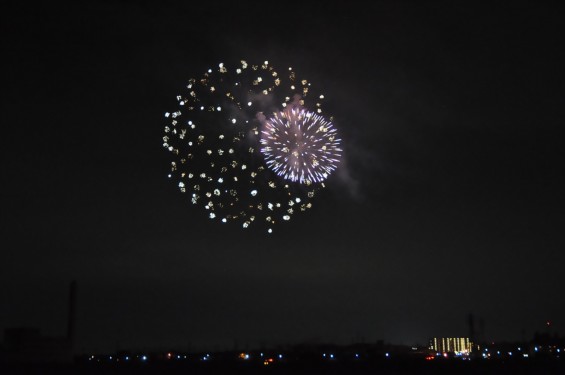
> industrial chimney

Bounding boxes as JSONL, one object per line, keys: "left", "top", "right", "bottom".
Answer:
{"left": 67, "top": 280, "right": 77, "bottom": 347}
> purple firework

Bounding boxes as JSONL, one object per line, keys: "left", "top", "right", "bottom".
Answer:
{"left": 260, "top": 107, "right": 342, "bottom": 184}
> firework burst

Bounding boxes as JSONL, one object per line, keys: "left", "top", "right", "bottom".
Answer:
{"left": 163, "top": 60, "right": 342, "bottom": 232}
{"left": 260, "top": 107, "right": 342, "bottom": 184}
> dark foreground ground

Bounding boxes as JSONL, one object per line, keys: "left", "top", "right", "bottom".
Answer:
{"left": 1, "top": 360, "right": 564, "bottom": 375}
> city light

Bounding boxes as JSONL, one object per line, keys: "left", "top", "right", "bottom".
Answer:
{"left": 238, "top": 353, "right": 250, "bottom": 360}
{"left": 75, "top": 334, "right": 565, "bottom": 369}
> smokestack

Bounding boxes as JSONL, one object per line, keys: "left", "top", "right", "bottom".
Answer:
{"left": 67, "top": 280, "right": 77, "bottom": 345}
{"left": 468, "top": 313, "right": 475, "bottom": 341}
{"left": 468, "top": 313, "right": 476, "bottom": 353}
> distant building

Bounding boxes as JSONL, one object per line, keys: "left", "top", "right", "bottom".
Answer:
{"left": 429, "top": 337, "right": 472, "bottom": 353}
{"left": 1, "top": 327, "right": 73, "bottom": 363}
{"left": 0, "top": 281, "right": 77, "bottom": 364}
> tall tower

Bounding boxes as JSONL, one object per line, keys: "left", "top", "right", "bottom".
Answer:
{"left": 468, "top": 314, "right": 475, "bottom": 345}
{"left": 67, "top": 280, "right": 77, "bottom": 348}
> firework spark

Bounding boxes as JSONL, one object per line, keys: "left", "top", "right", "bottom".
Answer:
{"left": 260, "top": 107, "right": 342, "bottom": 184}
{"left": 163, "top": 60, "right": 341, "bottom": 232}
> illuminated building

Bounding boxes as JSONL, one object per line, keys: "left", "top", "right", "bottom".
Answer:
{"left": 429, "top": 337, "right": 473, "bottom": 353}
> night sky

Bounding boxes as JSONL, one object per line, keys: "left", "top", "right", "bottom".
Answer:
{"left": 1, "top": 1, "right": 564, "bottom": 353}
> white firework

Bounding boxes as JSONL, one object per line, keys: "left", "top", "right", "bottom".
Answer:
{"left": 163, "top": 60, "right": 341, "bottom": 232}
{"left": 260, "top": 107, "right": 342, "bottom": 184}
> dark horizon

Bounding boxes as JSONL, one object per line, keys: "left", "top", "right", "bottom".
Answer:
{"left": 1, "top": 278, "right": 561, "bottom": 353}
{"left": 1, "top": 0, "right": 564, "bottom": 355}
